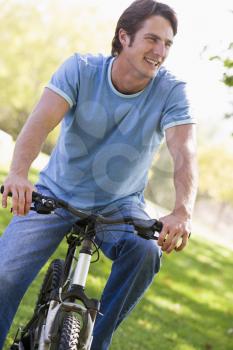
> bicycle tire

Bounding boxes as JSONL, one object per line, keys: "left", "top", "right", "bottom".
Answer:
{"left": 36, "top": 258, "right": 65, "bottom": 308}
{"left": 58, "top": 314, "right": 81, "bottom": 350}
{"left": 22, "top": 259, "right": 65, "bottom": 348}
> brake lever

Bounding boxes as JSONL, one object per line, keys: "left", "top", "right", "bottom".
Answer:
{"left": 32, "top": 198, "right": 57, "bottom": 214}
{"left": 134, "top": 226, "right": 160, "bottom": 240}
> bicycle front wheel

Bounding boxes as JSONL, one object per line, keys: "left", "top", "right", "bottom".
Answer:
{"left": 58, "top": 314, "right": 81, "bottom": 350}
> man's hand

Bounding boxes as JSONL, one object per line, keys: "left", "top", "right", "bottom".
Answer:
{"left": 157, "top": 213, "right": 191, "bottom": 254}
{"left": 1, "top": 174, "right": 35, "bottom": 216}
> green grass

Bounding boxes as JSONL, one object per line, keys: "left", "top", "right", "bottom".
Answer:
{"left": 1, "top": 169, "right": 233, "bottom": 350}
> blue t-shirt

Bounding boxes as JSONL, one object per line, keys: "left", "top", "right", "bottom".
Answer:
{"left": 38, "top": 54, "right": 195, "bottom": 209}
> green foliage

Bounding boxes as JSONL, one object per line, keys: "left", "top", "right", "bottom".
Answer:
{"left": 0, "top": 0, "right": 113, "bottom": 151}
{"left": 210, "top": 42, "right": 233, "bottom": 88}
{"left": 222, "top": 44, "right": 233, "bottom": 88}
{"left": 0, "top": 1, "right": 57, "bottom": 137}
{"left": 198, "top": 145, "right": 233, "bottom": 205}
{"left": 223, "top": 57, "right": 233, "bottom": 70}
{"left": 210, "top": 41, "right": 233, "bottom": 123}
{"left": 223, "top": 73, "right": 233, "bottom": 87}
{"left": 146, "top": 142, "right": 233, "bottom": 208}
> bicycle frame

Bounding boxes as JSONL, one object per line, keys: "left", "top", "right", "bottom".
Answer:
{"left": 37, "top": 221, "right": 100, "bottom": 350}
{"left": 0, "top": 186, "right": 162, "bottom": 350}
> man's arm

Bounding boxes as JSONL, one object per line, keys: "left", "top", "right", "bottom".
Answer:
{"left": 2, "top": 88, "right": 70, "bottom": 216}
{"left": 157, "top": 124, "right": 198, "bottom": 254}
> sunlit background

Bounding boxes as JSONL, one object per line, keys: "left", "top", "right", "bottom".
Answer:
{"left": 84, "top": 0, "right": 233, "bottom": 142}
{"left": 1, "top": 0, "right": 232, "bottom": 141}
{"left": 0, "top": 1, "right": 233, "bottom": 349}
{"left": 1, "top": 0, "right": 231, "bottom": 213}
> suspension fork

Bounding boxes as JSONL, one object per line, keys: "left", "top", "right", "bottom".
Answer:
{"left": 62, "top": 229, "right": 100, "bottom": 319}
{"left": 72, "top": 238, "right": 93, "bottom": 288}
{"left": 60, "top": 235, "right": 100, "bottom": 349}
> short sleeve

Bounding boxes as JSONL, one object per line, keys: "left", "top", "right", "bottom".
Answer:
{"left": 46, "top": 54, "right": 80, "bottom": 108}
{"left": 160, "top": 82, "right": 196, "bottom": 132}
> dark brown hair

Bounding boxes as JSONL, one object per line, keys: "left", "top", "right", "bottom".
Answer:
{"left": 111, "top": 0, "right": 178, "bottom": 56}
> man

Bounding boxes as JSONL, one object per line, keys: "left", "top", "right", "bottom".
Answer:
{"left": 0, "top": 0, "right": 198, "bottom": 349}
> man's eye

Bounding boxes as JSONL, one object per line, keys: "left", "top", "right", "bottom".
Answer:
{"left": 147, "top": 38, "right": 156, "bottom": 43}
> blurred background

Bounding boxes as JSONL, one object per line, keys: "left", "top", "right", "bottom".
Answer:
{"left": 0, "top": 0, "right": 233, "bottom": 349}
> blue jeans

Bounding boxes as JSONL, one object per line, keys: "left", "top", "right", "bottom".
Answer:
{"left": 0, "top": 186, "right": 162, "bottom": 350}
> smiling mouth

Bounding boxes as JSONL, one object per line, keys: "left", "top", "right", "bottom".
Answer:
{"left": 144, "top": 57, "right": 160, "bottom": 68}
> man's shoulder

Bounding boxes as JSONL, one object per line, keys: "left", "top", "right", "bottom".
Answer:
{"left": 157, "top": 66, "right": 186, "bottom": 88}
{"left": 74, "top": 53, "right": 111, "bottom": 71}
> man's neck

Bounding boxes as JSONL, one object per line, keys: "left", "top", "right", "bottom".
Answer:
{"left": 111, "top": 56, "right": 152, "bottom": 95}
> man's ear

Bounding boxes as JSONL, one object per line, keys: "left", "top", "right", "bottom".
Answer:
{"left": 118, "top": 28, "right": 130, "bottom": 48}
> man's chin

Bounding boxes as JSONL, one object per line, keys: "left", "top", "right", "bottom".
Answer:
{"left": 144, "top": 68, "right": 159, "bottom": 79}
{"left": 151, "top": 67, "right": 160, "bottom": 78}
{"left": 137, "top": 65, "right": 160, "bottom": 81}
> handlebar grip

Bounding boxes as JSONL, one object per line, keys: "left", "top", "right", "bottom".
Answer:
{"left": 154, "top": 220, "right": 163, "bottom": 233}
{"left": 0, "top": 185, "right": 38, "bottom": 200}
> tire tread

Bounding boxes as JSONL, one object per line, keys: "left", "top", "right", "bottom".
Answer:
{"left": 58, "top": 314, "right": 81, "bottom": 350}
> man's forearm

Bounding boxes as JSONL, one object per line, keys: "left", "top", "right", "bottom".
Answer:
{"left": 9, "top": 88, "right": 70, "bottom": 179}
{"left": 9, "top": 113, "right": 48, "bottom": 178}
{"left": 172, "top": 149, "right": 198, "bottom": 219}
{"left": 2, "top": 88, "right": 69, "bottom": 216}
{"left": 158, "top": 147, "right": 198, "bottom": 253}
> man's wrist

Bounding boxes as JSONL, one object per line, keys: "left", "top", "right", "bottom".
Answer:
{"left": 172, "top": 205, "right": 192, "bottom": 220}
{"left": 9, "top": 167, "right": 29, "bottom": 178}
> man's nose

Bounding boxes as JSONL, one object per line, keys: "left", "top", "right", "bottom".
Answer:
{"left": 154, "top": 42, "right": 166, "bottom": 58}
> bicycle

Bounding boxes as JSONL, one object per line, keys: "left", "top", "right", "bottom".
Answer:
{"left": 1, "top": 186, "right": 163, "bottom": 350}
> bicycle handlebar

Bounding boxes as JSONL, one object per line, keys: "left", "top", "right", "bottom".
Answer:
{"left": 0, "top": 185, "right": 163, "bottom": 239}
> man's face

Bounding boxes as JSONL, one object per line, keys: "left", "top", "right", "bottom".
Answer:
{"left": 119, "top": 15, "right": 174, "bottom": 79}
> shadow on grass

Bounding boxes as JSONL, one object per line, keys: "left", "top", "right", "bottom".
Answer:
{"left": 112, "top": 238, "right": 233, "bottom": 350}
{"left": 4, "top": 236, "right": 233, "bottom": 350}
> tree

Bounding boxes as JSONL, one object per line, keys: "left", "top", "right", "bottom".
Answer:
{"left": 198, "top": 145, "right": 233, "bottom": 205}
{"left": 210, "top": 42, "right": 233, "bottom": 131}
{"left": 0, "top": 0, "right": 113, "bottom": 152}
